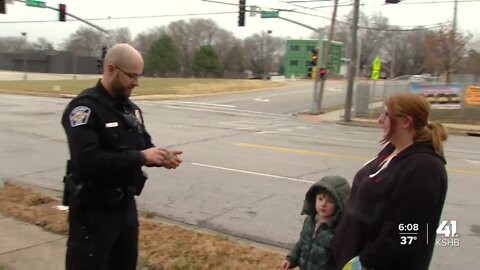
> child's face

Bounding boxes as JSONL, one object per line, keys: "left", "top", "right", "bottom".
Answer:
{"left": 315, "top": 193, "right": 336, "bottom": 219}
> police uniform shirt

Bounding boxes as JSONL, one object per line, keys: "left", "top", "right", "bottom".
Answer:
{"left": 62, "top": 80, "right": 153, "bottom": 191}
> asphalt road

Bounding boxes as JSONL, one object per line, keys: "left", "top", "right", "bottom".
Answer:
{"left": 1, "top": 82, "right": 479, "bottom": 270}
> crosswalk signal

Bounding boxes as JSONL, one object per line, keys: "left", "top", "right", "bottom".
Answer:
{"left": 319, "top": 67, "right": 327, "bottom": 80}
{"left": 238, "top": 0, "right": 246, "bottom": 27}
{"left": 59, "top": 4, "right": 66, "bottom": 22}
{"left": 0, "top": 0, "right": 6, "bottom": 14}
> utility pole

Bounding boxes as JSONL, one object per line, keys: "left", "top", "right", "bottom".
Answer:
{"left": 311, "top": 0, "right": 339, "bottom": 114}
{"left": 448, "top": 0, "right": 458, "bottom": 83}
{"left": 390, "top": 36, "right": 396, "bottom": 78}
{"left": 22, "top": 32, "right": 27, "bottom": 80}
{"left": 344, "top": 0, "right": 360, "bottom": 122}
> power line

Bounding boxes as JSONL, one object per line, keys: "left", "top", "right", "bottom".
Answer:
{"left": 398, "top": 0, "right": 480, "bottom": 5}
{"left": 288, "top": 9, "right": 448, "bottom": 31}
{"left": 0, "top": 11, "right": 237, "bottom": 24}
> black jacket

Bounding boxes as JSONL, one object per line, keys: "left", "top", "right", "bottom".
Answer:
{"left": 331, "top": 142, "right": 448, "bottom": 270}
{"left": 61, "top": 81, "right": 153, "bottom": 197}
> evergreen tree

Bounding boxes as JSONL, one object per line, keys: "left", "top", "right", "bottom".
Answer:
{"left": 145, "top": 35, "right": 180, "bottom": 77}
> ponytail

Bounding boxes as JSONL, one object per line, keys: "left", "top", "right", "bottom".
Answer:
{"left": 416, "top": 122, "right": 448, "bottom": 156}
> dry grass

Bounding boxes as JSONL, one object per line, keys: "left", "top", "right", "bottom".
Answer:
{"left": 0, "top": 78, "right": 285, "bottom": 97}
{"left": 0, "top": 182, "right": 284, "bottom": 270}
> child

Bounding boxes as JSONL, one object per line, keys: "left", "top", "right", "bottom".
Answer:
{"left": 281, "top": 176, "right": 350, "bottom": 270}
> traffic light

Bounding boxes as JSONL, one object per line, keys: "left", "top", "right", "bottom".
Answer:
{"left": 319, "top": 67, "right": 326, "bottom": 80}
{"left": 311, "top": 49, "right": 318, "bottom": 66}
{"left": 0, "top": 0, "right": 6, "bottom": 14}
{"left": 385, "top": 0, "right": 400, "bottom": 3}
{"left": 58, "top": 4, "right": 66, "bottom": 22}
{"left": 101, "top": 46, "right": 107, "bottom": 59}
{"left": 238, "top": 0, "right": 246, "bottom": 27}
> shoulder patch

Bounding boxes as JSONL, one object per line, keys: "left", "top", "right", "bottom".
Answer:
{"left": 69, "top": 106, "right": 91, "bottom": 127}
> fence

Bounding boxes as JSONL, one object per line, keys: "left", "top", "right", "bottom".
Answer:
{"left": 352, "top": 76, "right": 480, "bottom": 124}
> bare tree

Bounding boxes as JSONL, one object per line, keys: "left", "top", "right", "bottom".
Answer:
{"left": 243, "top": 31, "right": 285, "bottom": 76}
{"left": 387, "top": 30, "right": 430, "bottom": 77}
{"left": 109, "top": 27, "right": 132, "bottom": 44}
{"left": 60, "top": 27, "right": 107, "bottom": 56}
{"left": 222, "top": 43, "right": 245, "bottom": 73}
{"left": 0, "top": 37, "right": 26, "bottom": 52}
{"left": 168, "top": 19, "right": 231, "bottom": 76}
{"left": 424, "top": 27, "right": 470, "bottom": 82}
{"left": 30, "top": 37, "right": 55, "bottom": 51}
{"left": 133, "top": 26, "right": 167, "bottom": 56}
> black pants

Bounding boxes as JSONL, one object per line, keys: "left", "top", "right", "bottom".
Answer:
{"left": 66, "top": 196, "right": 138, "bottom": 270}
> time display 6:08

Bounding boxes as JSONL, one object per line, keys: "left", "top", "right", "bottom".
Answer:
{"left": 398, "top": 223, "right": 419, "bottom": 231}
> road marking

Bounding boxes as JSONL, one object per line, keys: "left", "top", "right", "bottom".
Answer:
{"left": 464, "top": 159, "right": 480, "bottom": 165}
{"left": 192, "top": 162, "right": 314, "bottom": 184}
{"left": 253, "top": 97, "right": 270, "bottom": 102}
{"left": 236, "top": 142, "right": 480, "bottom": 175}
{"left": 162, "top": 105, "right": 289, "bottom": 120}
{"left": 159, "top": 100, "right": 236, "bottom": 108}
{"left": 328, "top": 88, "right": 343, "bottom": 92}
{"left": 236, "top": 142, "right": 368, "bottom": 161}
{"left": 447, "top": 167, "right": 480, "bottom": 175}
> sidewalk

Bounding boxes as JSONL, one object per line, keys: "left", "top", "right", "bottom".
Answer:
{"left": 0, "top": 214, "right": 66, "bottom": 270}
{"left": 298, "top": 109, "right": 480, "bottom": 136}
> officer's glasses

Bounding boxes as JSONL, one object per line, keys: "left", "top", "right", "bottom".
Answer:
{"left": 114, "top": 65, "right": 141, "bottom": 80}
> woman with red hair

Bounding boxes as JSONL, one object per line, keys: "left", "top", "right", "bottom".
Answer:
{"left": 332, "top": 92, "right": 448, "bottom": 270}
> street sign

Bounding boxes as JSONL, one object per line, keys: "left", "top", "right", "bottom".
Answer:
{"left": 372, "top": 56, "right": 381, "bottom": 71}
{"left": 465, "top": 85, "right": 480, "bottom": 105}
{"left": 371, "top": 55, "right": 381, "bottom": 80}
{"left": 261, "top": 10, "right": 279, "bottom": 18}
{"left": 25, "top": 0, "right": 46, "bottom": 8}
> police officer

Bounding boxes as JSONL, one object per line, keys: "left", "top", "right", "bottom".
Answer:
{"left": 62, "top": 43, "right": 182, "bottom": 270}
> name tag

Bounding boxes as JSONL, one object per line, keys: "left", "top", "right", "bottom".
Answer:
{"left": 105, "top": 122, "right": 118, "bottom": 128}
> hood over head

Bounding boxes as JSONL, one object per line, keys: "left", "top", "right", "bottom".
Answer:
{"left": 301, "top": 175, "right": 350, "bottom": 217}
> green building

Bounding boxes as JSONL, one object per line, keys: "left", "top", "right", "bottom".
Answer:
{"left": 284, "top": 39, "right": 343, "bottom": 79}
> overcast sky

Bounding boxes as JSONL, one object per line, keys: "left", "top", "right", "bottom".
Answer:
{"left": 1, "top": 0, "right": 479, "bottom": 47}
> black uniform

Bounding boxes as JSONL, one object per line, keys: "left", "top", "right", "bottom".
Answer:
{"left": 62, "top": 80, "right": 153, "bottom": 270}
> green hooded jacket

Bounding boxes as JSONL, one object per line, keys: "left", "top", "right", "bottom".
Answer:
{"left": 286, "top": 176, "right": 350, "bottom": 270}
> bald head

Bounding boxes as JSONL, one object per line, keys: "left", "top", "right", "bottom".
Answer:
{"left": 103, "top": 43, "right": 144, "bottom": 73}
{"left": 101, "top": 43, "right": 144, "bottom": 100}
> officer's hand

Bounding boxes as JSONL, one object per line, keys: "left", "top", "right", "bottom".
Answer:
{"left": 141, "top": 147, "right": 168, "bottom": 166}
{"left": 162, "top": 149, "right": 183, "bottom": 169}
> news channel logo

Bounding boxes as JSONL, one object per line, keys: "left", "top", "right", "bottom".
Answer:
{"left": 436, "top": 220, "right": 461, "bottom": 247}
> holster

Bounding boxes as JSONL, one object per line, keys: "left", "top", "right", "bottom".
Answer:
{"left": 62, "top": 160, "right": 75, "bottom": 206}
{"left": 131, "top": 170, "right": 148, "bottom": 196}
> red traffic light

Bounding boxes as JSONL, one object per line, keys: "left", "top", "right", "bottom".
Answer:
{"left": 59, "top": 4, "right": 66, "bottom": 22}
{"left": 319, "top": 67, "right": 326, "bottom": 80}
{"left": 0, "top": 0, "right": 6, "bottom": 14}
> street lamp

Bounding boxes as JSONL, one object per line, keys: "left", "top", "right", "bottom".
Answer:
{"left": 263, "top": 30, "right": 272, "bottom": 80}
{"left": 21, "top": 32, "right": 27, "bottom": 80}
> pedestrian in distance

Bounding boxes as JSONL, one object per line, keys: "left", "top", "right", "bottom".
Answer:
{"left": 61, "top": 43, "right": 182, "bottom": 270}
{"left": 331, "top": 92, "right": 448, "bottom": 270}
{"left": 281, "top": 176, "right": 351, "bottom": 270}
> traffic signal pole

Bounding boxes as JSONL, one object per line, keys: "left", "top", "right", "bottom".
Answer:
{"left": 312, "top": 0, "right": 339, "bottom": 114}
{"left": 13, "top": 0, "right": 108, "bottom": 34}
{"left": 344, "top": 0, "right": 360, "bottom": 122}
